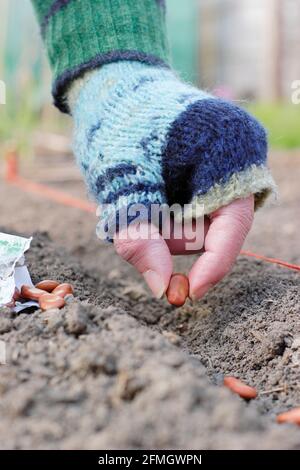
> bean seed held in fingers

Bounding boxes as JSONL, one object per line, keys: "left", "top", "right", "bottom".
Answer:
{"left": 166, "top": 273, "right": 189, "bottom": 307}
{"left": 39, "top": 293, "right": 65, "bottom": 311}
{"left": 223, "top": 376, "right": 258, "bottom": 400}
{"left": 35, "top": 280, "right": 59, "bottom": 292}
{"left": 52, "top": 283, "right": 74, "bottom": 298}
{"left": 21, "top": 285, "right": 47, "bottom": 301}
{"left": 276, "top": 408, "right": 300, "bottom": 425}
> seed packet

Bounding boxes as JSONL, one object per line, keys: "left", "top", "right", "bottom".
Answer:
{"left": 0, "top": 232, "right": 32, "bottom": 307}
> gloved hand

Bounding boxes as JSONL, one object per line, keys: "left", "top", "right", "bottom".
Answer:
{"left": 70, "top": 61, "right": 276, "bottom": 299}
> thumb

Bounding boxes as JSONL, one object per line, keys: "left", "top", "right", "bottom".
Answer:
{"left": 189, "top": 195, "right": 254, "bottom": 300}
{"left": 114, "top": 222, "right": 173, "bottom": 299}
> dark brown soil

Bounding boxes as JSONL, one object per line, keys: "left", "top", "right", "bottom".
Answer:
{"left": 0, "top": 150, "right": 299, "bottom": 449}
{"left": 0, "top": 233, "right": 299, "bottom": 450}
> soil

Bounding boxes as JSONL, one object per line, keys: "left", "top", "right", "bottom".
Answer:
{"left": 0, "top": 150, "right": 299, "bottom": 449}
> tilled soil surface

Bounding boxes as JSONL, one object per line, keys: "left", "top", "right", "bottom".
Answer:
{"left": 0, "top": 150, "right": 299, "bottom": 449}
{"left": 0, "top": 233, "right": 299, "bottom": 449}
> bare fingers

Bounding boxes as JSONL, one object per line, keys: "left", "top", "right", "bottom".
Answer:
{"left": 189, "top": 196, "right": 255, "bottom": 300}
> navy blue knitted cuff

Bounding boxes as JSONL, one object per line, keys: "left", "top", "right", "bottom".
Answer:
{"left": 162, "top": 98, "right": 275, "bottom": 216}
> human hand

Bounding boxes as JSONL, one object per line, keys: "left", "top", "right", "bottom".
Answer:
{"left": 114, "top": 195, "right": 254, "bottom": 301}
{"left": 71, "top": 63, "right": 274, "bottom": 299}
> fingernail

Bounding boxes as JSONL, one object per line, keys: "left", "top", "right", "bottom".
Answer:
{"left": 143, "top": 270, "right": 165, "bottom": 299}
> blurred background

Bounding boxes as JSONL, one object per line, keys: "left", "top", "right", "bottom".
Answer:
{"left": 1, "top": 0, "right": 300, "bottom": 156}
{"left": 0, "top": 0, "right": 300, "bottom": 158}
{"left": 0, "top": 0, "right": 299, "bottom": 263}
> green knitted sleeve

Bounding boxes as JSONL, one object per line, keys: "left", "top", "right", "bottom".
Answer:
{"left": 31, "top": 0, "right": 170, "bottom": 113}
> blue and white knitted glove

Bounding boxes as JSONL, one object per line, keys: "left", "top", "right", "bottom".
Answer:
{"left": 70, "top": 61, "right": 276, "bottom": 241}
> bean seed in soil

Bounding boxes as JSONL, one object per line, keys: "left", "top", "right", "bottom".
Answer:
{"left": 35, "top": 280, "right": 59, "bottom": 292}
{"left": 21, "top": 285, "right": 47, "bottom": 301}
{"left": 52, "top": 283, "right": 74, "bottom": 298}
{"left": 276, "top": 408, "right": 300, "bottom": 425}
{"left": 39, "top": 293, "right": 65, "bottom": 311}
{"left": 223, "top": 376, "right": 258, "bottom": 400}
{"left": 13, "top": 288, "right": 21, "bottom": 301}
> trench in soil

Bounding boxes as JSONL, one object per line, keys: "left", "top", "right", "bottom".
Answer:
{"left": 26, "top": 232, "right": 300, "bottom": 418}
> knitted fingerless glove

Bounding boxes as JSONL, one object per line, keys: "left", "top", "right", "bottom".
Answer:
{"left": 31, "top": 0, "right": 276, "bottom": 242}
{"left": 70, "top": 61, "right": 276, "bottom": 240}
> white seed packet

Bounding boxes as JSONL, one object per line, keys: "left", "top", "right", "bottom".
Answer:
{"left": 0, "top": 232, "right": 37, "bottom": 311}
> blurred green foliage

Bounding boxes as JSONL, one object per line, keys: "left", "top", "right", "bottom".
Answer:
{"left": 0, "top": 84, "right": 39, "bottom": 156}
{"left": 248, "top": 103, "right": 300, "bottom": 149}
